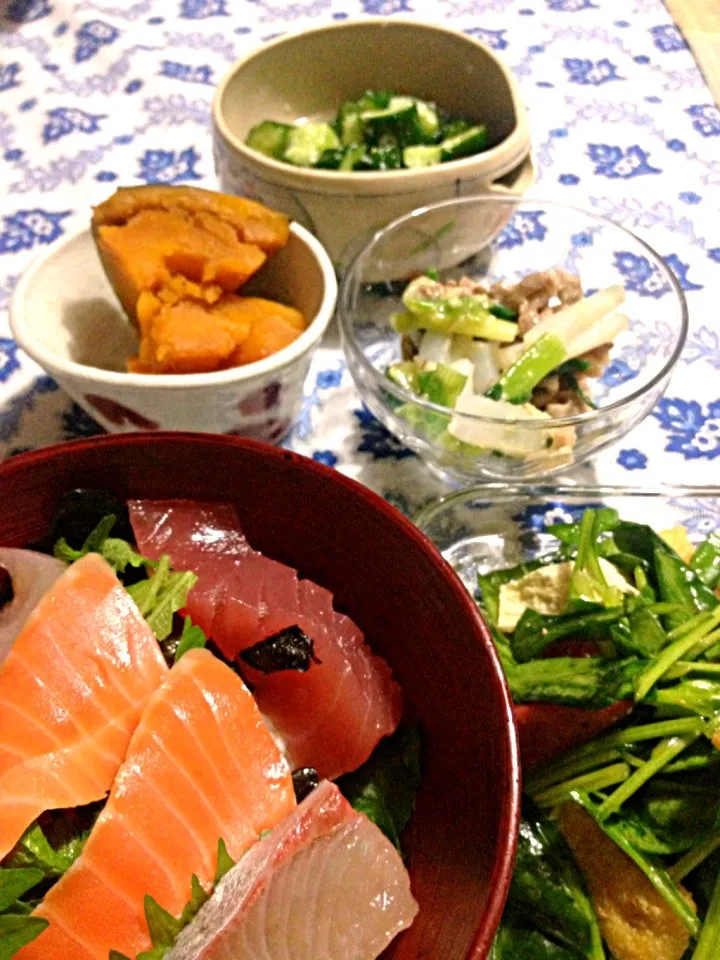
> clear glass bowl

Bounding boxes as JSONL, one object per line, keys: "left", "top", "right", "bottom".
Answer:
{"left": 414, "top": 485, "right": 720, "bottom": 596}
{"left": 339, "top": 197, "right": 688, "bottom": 486}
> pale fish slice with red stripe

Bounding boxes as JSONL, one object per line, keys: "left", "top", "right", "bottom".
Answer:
{"left": 17, "top": 648, "right": 295, "bottom": 960}
{"left": 129, "top": 500, "right": 403, "bottom": 780}
{"left": 166, "top": 779, "right": 418, "bottom": 960}
{"left": 0, "top": 552, "right": 168, "bottom": 861}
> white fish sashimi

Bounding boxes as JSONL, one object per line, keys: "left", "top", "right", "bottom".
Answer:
{"left": 0, "top": 549, "right": 66, "bottom": 664}
{"left": 167, "top": 780, "right": 418, "bottom": 960}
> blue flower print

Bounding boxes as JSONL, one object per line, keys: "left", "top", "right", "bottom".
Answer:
{"left": 679, "top": 192, "right": 702, "bottom": 205}
{"left": 600, "top": 357, "right": 639, "bottom": 388}
{"left": 514, "top": 502, "right": 602, "bottom": 533}
{"left": 571, "top": 231, "right": 593, "bottom": 248}
{"left": 316, "top": 367, "right": 343, "bottom": 389}
{"left": 559, "top": 174, "right": 580, "bottom": 185}
{"left": 180, "top": 0, "right": 228, "bottom": 16}
{"left": 0, "top": 63, "right": 22, "bottom": 93}
{"left": 360, "top": 0, "right": 412, "bottom": 12}
{"left": 5, "top": 0, "right": 52, "bottom": 21}
{"left": 138, "top": 148, "right": 202, "bottom": 184}
{"left": 650, "top": 25, "right": 687, "bottom": 53}
{"left": 62, "top": 403, "right": 104, "bottom": 441}
{"left": 667, "top": 139, "right": 686, "bottom": 152}
{"left": 563, "top": 58, "right": 623, "bottom": 86}
{"left": 159, "top": 61, "right": 214, "bottom": 85}
{"left": 497, "top": 211, "right": 547, "bottom": 250}
{"left": 684, "top": 327, "right": 720, "bottom": 369}
{"left": 614, "top": 251, "right": 669, "bottom": 298}
{"left": 686, "top": 105, "right": 720, "bottom": 138}
{"left": 465, "top": 28, "right": 508, "bottom": 51}
{"left": 668, "top": 498, "right": 720, "bottom": 538}
{"left": 42, "top": 108, "right": 106, "bottom": 144}
{"left": 0, "top": 376, "right": 58, "bottom": 444}
{"left": 664, "top": 254, "right": 703, "bottom": 292}
{"left": 74, "top": 21, "right": 120, "bottom": 63}
{"left": 617, "top": 448, "right": 647, "bottom": 471}
{"left": 546, "top": 0, "right": 597, "bottom": 9}
{"left": 312, "top": 450, "right": 338, "bottom": 467}
{"left": 353, "top": 406, "right": 414, "bottom": 461}
{"left": 653, "top": 398, "right": 720, "bottom": 461}
{"left": 0, "top": 339, "right": 21, "bottom": 384}
{"left": 588, "top": 144, "right": 661, "bottom": 179}
{"left": 709, "top": 249, "right": 720, "bottom": 263}
{"left": 0, "top": 210, "right": 71, "bottom": 255}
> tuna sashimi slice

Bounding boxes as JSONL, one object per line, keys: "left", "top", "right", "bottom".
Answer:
{"left": 0, "top": 553, "right": 167, "bottom": 861}
{"left": 166, "top": 780, "right": 418, "bottom": 960}
{"left": 19, "top": 649, "right": 295, "bottom": 960}
{"left": 129, "top": 500, "right": 403, "bottom": 780}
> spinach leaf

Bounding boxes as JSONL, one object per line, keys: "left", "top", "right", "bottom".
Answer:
{"left": 0, "top": 870, "right": 44, "bottom": 912}
{"left": 509, "top": 657, "right": 641, "bottom": 709}
{"left": 655, "top": 550, "right": 718, "bottom": 632}
{"left": 691, "top": 533, "right": 720, "bottom": 590}
{"left": 336, "top": 727, "right": 421, "bottom": 851}
{"left": 512, "top": 605, "right": 624, "bottom": 664}
{"left": 0, "top": 915, "right": 49, "bottom": 959}
{"left": 507, "top": 800, "right": 601, "bottom": 956}
{"left": 610, "top": 802, "right": 715, "bottom": 856}
{"left": 610, "top": 603, "right": 667, "bottom": 658}
{"left": 490, "top": 918, "right": 579, "bottom": 959}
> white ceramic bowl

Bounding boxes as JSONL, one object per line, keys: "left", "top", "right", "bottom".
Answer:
{"left": 212, "top": 19, "right": 533, "bottom": 266}
{"left": 10, "top": 222, "right": 337, "bottom": 440}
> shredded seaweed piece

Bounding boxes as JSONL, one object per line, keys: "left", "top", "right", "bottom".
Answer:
{"left": 239, "top": 626, "right": 321, "bottom": 674}
{"left": 292, "top": 768, "right": 320, "bottom": 803}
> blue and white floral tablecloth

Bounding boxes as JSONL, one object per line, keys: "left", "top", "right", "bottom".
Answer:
{"left": 1, "top": 0, "right": 719, "bottom": 517}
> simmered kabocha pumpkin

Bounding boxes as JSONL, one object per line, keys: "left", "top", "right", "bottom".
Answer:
{"left": 91, "top": 185, "right": 306, "bottom": 374}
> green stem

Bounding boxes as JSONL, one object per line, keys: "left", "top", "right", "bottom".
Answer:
{"left": 634, "top": 613, "right": 720, "bottom": 701}
{"left": 667, "top": 609, "right": 720, "bottom": 642}
{"left": 596, "top": 733, "right": 700, "bottom": 820}
{"left": 670, "top": 827, "right": 720, "bottom": 882}
{"left": 692, "top": 869, "right": 720, "bottom": 960}
{"left": 534, "top": 763, "right": 630, "bottom": 808}
{"left": 486, "top": 333, "right": 567, "bottom": 404}
{"left": 526, "top": 747, "right": 621, "bottom": 794}
{"left": 665, "top": 661, "right": 720, "bottom": 680}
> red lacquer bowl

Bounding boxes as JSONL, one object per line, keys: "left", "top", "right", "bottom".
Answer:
{"left": 0, "top": 433, "right": 520, "bottom": 959}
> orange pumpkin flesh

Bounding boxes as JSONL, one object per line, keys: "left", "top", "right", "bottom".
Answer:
{"left": 91, "top": 186, "right": 305, "bottom": 374}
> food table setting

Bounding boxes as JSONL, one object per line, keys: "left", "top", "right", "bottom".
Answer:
{"left": 2, "top": 1, "right": 720, "bottom": 959}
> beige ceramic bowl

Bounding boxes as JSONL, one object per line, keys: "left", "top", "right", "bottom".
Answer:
{"left": 212, "top": 19, "right": 534, "bottom": 266}
{"left": 10, "top": 223, "right": 337, "bottom": 440}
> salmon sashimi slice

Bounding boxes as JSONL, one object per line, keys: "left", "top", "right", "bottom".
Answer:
{"left": 166, "top": 780, "right": 418, "bottom": 960}
{"left": 129, "top": 500, "right": 403, "bottom": 780}
{"left": 0, "top": 552, "right": 167, "bottom": 861}
{"left": 18, "top": 648, "right": 295, "bottom": 960}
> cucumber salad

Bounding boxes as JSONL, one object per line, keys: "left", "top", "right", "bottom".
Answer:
{"left": 245, "top": 90, "right": 489, "bottom": 171}
{"left": 387, "top": 269, "right": 628, "bottom": 459}
{"left": 484, "top": 508, "right": 720, "bottom": 960}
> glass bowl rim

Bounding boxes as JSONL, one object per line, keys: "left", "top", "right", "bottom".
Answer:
{"left": 338, "top": 194, "right": 690, "bottom": 430}
{"left": 414, "top": 482, "right": 720, "bottom": 531}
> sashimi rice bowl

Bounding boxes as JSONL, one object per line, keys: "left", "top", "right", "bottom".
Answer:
{"left": 0, "top": 434, "right": 518, "bottom": 960}
{"left": 340, "top": 196, "right": 688, "bottom": 484}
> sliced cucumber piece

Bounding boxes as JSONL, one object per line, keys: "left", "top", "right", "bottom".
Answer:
{"left": 403, "top": 145, "right": 442, "bottom": 168}
{"left": 339, "top": 145, "right": 368, "bottom": 171}
{"left": 414, "top": 100, "right": 440, "bottom": 139}
{"left": 246, "top": 120, "right": 293, "bottom": 159}
{"left": 339, "top": 109, "right": 364, "bottom": 146}
{"left": 440, "top": 124, "right": 489, "bottom": 162}
{"left": 361, "top": 103, "right": 423, "bottom": 147}
{"left": 283, "top": 122, "right": 340, "bottom": 167}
